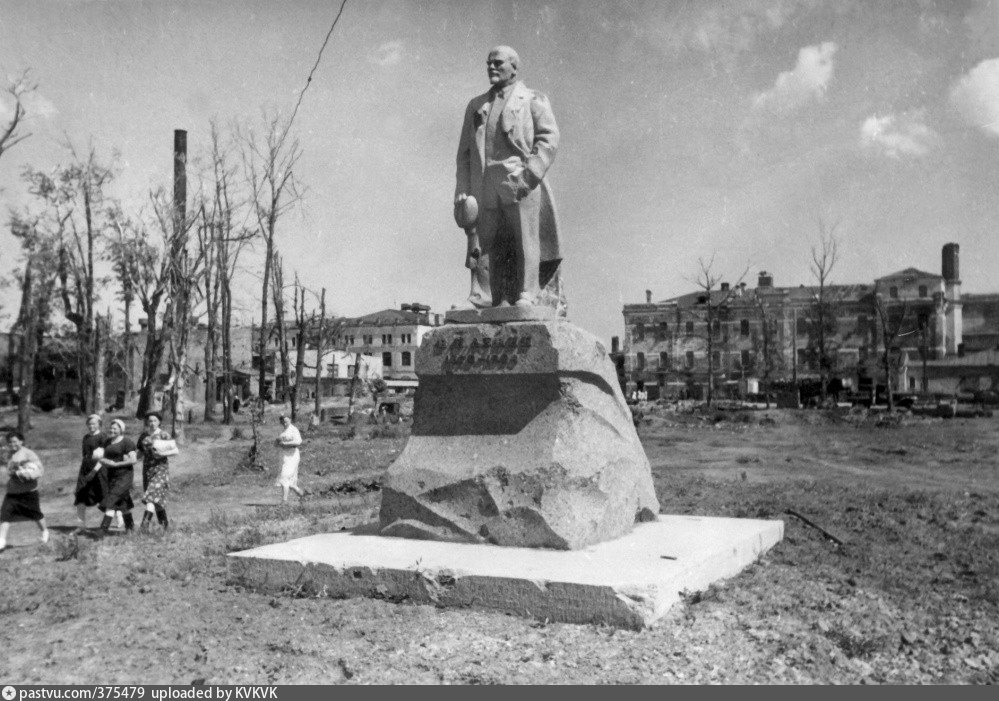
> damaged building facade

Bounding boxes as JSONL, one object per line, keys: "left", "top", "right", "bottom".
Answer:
{"left": 619, "top": 243, "right": 999, "bottom": 401}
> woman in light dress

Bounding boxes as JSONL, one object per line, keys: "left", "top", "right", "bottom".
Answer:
{"left": 274, "top": 415, "right": 305, "bottom": 503}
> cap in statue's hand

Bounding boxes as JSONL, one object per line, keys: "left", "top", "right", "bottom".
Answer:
{"left": 454, "top": 195, "right": 478, "bottom": 229}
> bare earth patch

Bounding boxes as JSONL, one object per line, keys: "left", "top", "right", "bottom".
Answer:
{"left": 1, "top": 408, "right": 997, "bottom": 684}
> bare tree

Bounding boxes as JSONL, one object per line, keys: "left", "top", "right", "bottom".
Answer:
{"left": 239, "top": 112, "right": 304, "bottom": 403}
{"left": 105, "top": 206, "right": 163, "bottom": 418}
{"left": 312, "top": 288, "right": 327, "bottom": 418}
{"left": 22, "top": 145, "right": 116, "bottom": 413}
{"left": 806, "top": 217, "right": 840, "bottom": 402}
{"left": 270, "top": 250, "right": 290, "bottom": 404}
{"left": 200, "top": 122, "right": 253, "bottom": 424}
{"left": 873, "top": 294, "right": 909, "bottom": 412}
{"left": 289, "top": 274, "right": 309, "bottom": 422}
{"left": 752, "top": 291, "right": 786, "bottom": 407}
{"left": 8, "top": 213, "right": 59, "bottom": 434}
{"left": 106, "top": 205, "right": 143, "bottom": 405}
{"left": 0, "top": 71, "right": 35, "bottom": 161}
{"left": 685, "top": 257, "right": 748, "bottom": 407}
{"left": 150, "top": 188, "right": 205, "bottom": 437}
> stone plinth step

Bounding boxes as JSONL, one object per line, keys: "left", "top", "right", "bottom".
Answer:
{"left": 227, "top": 515, "right": 783, "bottom": 629}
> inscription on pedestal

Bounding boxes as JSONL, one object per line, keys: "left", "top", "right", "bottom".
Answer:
{"left": 433, "top": 328, "right": 533, "bottom": 373}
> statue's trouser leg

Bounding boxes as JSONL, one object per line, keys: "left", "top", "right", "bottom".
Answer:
{"left": 475, "top": 207, "right": 502, "bottom": 306}
{"left": 506, "top": 189, "right": 542, "bottom": 300}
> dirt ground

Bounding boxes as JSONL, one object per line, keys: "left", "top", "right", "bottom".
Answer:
{"left": 0, "top": 404, "right": 997, "bottom": 684}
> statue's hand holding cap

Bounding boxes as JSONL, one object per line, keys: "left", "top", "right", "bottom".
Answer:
{"left": 454, "top": 194, "right": 478, "bottom": 230}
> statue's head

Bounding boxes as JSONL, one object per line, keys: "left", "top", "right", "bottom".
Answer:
{"left": 487, "top": 46, "right": 519, "bottom": 88}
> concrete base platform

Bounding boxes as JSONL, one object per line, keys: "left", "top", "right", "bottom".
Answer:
{"left": 227, "top": 515, "right": 783, "bottom": 629}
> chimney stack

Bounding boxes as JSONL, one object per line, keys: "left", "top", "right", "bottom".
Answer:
{"left": 942, "top": 243, "right": 960, "bottom": 283}
{"left": 173, "top": 130, "right": 187, "bottom": 235}
{"left": 645, "top": 289, "right": 652, "bottom": 304}
{"left": 611, "top": 336, "right": 620, "bottom": 354}
{"left": 758, "top": 271, "right": 773, "bottom": 288}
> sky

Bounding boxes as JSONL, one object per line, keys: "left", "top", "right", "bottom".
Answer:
{"left": 1, "top": 0, "right": 998, "bottom": 345}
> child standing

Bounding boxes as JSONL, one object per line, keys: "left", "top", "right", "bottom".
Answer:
{"left": 0, "top": 431, "right": 49, "bottom": 551}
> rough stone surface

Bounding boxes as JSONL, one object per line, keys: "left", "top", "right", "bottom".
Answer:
{"left": 378, "top": 320, "right": 660, "bottom": 550}
{"left": 227, "top": 516, "right": 785, "bottom": 629}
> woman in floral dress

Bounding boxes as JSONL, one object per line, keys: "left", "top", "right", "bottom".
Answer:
{"left": 137, "top": 412, "right": 171, "bottom": 532}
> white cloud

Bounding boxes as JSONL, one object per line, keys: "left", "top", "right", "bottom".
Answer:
{"left": 949, "top": 57, "right": 999, "bottom": 138}
{"left": 752, "top": 41, "right": 837, "bottom": 115}
{"left": 368, "top": 41, "right": 403, "bottom": 67}
{"left": 860, "top": 110, "right": 936, "bottom": 158}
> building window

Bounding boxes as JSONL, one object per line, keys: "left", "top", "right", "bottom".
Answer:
{"left": 345, "top": 335, "right": 355, "bottom": 346}
{"left": 382, "top": 334, "right": 393, "bottom": 345}
{"left": 685, "top": 321, "right": 694, "bottom": 334}
{"left": 634, "top": 323, "right": 645, "bottom": 342}
{"left": 711, "top": 351, "right": 720, "bottom": 366}
{"left": 889, "top": 286, "right": 899, "bottom": 299}
{"left": 636, "top": 352, "right": 646, "bottom": 370}
{"left": 741, "top": 349, "right": 751, "bottom": 367}
{"left": 797, "top": 348, "right": 808, "bottom": 364}
{"left": 347, "top": 365, "right": 356, "bottom": 378}
{"left": 400, "top": 333, "right": 412, "bottom": 344}
{"left": 363, "top": 335, "right": 373, "bottom": 345}
{"left": 711, "top": 318, "right": 721, "bottom": 335}
{"left": 740, "top": 319, "right": 750, "bottom": 336}
{"left": 659, "top": 351, "right": 668, "bottom": 369}
{"left": 685, "top": 351, "right": 694, "bottom": 368}
{"left": 918, "top": 285, "right": 927, "bottom": 298}
{"left": 401, "top": 351, "right": 412, "bottom": 367}
{"left": 656, "top": 322, "right": 668, "bottom": 341}
{"left": 382, "top": 352, "right": 393, "bottom": 367}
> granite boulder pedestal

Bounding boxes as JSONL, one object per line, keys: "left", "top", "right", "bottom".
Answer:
{"left": 227, "top": 314, "right": 785, "bottom": 628}
{"left": 378, "top": 317, "right": 660, "bottom": 549}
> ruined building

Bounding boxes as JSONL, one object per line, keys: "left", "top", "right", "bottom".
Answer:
{"left": 619, "top": 243, "right": 999, "bottom": 400}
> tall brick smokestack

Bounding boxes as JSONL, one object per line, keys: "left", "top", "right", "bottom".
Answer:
{"left": 942, "top": 242, "right": 959, "bottom": 283}
{"left": 173, "top": 129, "right": 187, "bottom": 234}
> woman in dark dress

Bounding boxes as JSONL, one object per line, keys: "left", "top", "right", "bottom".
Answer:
{"left": 73, "top": 414, "right": 107, "bottom": 531}
{"left": 137, "top": 412, "right": 171, "bottom": 532}
{"left": 98, "top": 419, "right": 138, "bottom": 534}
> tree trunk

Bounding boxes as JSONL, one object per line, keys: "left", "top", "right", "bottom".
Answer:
{"left": 123, "top": 291, "right": 134, "bottom": 403}
{"left": 347, "top": 352, "right": 362, "bottom": 420}
{"left": 314, "top": 288, "right": 326, "bottom": 417}
{"left": 290, "top": 279, "right": 307, "bottom": 423}
{"left": 258, "top": 223, "right": 274, "bottom": 401}
{"left": 94, "top": 313, "right": 107, "bottom": 413}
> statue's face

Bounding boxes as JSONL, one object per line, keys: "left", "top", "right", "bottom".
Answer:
{"left": 487, "top": 50, "right": 516, "bottom": 87}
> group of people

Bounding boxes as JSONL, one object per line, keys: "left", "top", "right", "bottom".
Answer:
{"left": 2, "top": 410, "right": 306, "bottom": 552}
{"left": 0, "top": 412, "right": 175, "bottom": 552}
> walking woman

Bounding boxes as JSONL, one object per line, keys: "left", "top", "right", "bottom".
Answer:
{"left": 0, "top": 431, "right": 49, "bottom": 551}
{"left": 137, "top": 412, "right": 171, "bottom": 532}
{"left": 73, "top": 414, "right": 107, "bottom": 531}
{"left": 274, "top": 415, "right": 305, "bottom": 503}
{"left": 98, "top": 419, "right": 138, "bottom": 534}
